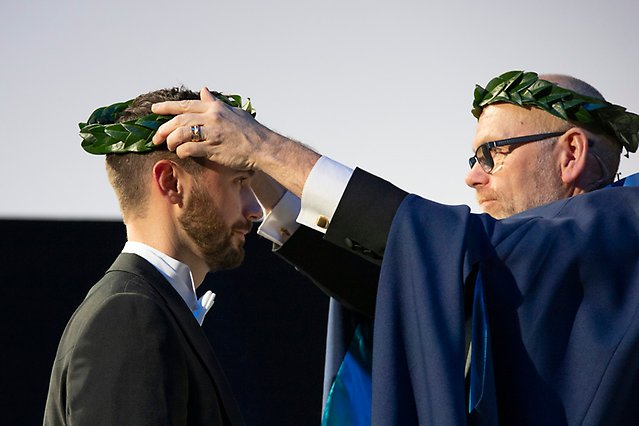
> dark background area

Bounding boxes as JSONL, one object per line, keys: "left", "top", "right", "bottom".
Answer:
{"left": 0, "top": 219, "right": 328, "bottom": 425}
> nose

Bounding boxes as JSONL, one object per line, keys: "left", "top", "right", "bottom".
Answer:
{"left": 242, "top": 187, "right": 264, "bottom": 222}
{"left": 465, "top": 163, "right": 490, "bottom": 188}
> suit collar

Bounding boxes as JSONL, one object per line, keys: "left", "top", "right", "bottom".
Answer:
{"left": 121, "top": 241, "right": 212, "bottom": 323}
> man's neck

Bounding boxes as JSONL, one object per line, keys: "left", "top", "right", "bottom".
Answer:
{"left": 125, "top": 222, "right": 207, "bottom": 287}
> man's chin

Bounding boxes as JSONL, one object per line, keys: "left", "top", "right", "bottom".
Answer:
{"left": 206, "top": 248, "right": 245, "bottom": 272}
{"left": 479, "top": 200, "right": 509, "bottom": 219}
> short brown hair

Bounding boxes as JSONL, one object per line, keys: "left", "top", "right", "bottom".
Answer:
{"left": 105, "top": 87, "right": 202, "bottom": 220}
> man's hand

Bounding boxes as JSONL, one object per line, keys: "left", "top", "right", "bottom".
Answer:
{"left": 151, "top": 88, "right": 321, "bottom": 197}
{"left": 152, "top": 88, "right": 267, "bottom": 171}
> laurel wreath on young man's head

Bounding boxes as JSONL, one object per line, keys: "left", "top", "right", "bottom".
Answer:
{"left": 472, "top": 71, "right": 639, "bottom": 153}
{"left": 79, "top": 92, "right": 256, "bottom": 155}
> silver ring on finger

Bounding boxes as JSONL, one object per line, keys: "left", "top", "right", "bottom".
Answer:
{"left": 190, "top": 124, "right": 204, "bottom": 142}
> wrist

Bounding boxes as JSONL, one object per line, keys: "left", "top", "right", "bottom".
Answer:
{"left": 256, "top": 131, "right": 321, "bottom": 197}
{"left": 251, "top": 171, "right": 287, "bottom": 212}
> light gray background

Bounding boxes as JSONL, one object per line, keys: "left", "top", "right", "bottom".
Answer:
{"left": 2, "top": 0, "right": 638, "bottom": 219}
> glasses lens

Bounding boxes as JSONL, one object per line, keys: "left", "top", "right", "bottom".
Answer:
{"left": 476, "top": 145, "right": 494, "bottom": 173}
{"left": 469, "top": 156, "right": 477, "bottom": 169}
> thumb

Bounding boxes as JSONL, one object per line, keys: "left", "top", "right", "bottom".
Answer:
{"left": 200, "top": 87, "right": 217, "bottom": 103}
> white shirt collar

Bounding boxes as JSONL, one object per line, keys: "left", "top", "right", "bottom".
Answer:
{"left": 122, "top": 241, "right": 215, "bottom": 325}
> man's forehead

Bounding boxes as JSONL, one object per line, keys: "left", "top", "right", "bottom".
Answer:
{"left": 472, "top": 104, "right": 560, "bottom": 147}
{"left": 199, "top": 159, "right": 254, "bottom": 176}
{"left": 473, "top": 104, "right": 527, "bottom": 146}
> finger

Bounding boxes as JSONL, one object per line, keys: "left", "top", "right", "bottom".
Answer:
{"left": 200, "top": 87, "right": 217, "bottom": 102}
{"left": 153, "top": 113, "right": 204, "bottom": 145}
{"left": 151, "top": 87, "right": 218, "bottom": 116}
{"left": 151, "top": 98, "right": 209, "bottom": 116}
{"left": 165, "top": 125, "right": 201, "bottom": 151}
{"left": 175, "top": 141, "right": 211, "bottom": 159}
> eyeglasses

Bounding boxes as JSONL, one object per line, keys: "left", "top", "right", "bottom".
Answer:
{"left": 468, "top": 132, "right": 565, "bottom": 173}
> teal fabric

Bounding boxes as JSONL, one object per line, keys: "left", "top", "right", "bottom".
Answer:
{"left": 322, "top": 323, "right": 373, "bottom": 426}
{"left": 468, "top": 272, "right": 498, "bottom": 424}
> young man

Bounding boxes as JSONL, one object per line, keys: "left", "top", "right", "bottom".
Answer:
{"left": 44, "top": 87, "right": 261, "bottom": 425}
{"left": 150, "top": 71, "right": 639, "bottom": 424}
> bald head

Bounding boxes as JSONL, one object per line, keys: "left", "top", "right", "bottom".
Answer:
{"left": 539, "top": 74, "right": 621, "bottom": 185}
{"left": 539, "top": 74, "right": 606, "bottom": 101}
{"left": 467, "top": 72, "right": 623, "bottom": 219}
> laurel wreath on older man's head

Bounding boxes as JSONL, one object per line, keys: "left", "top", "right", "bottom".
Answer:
{"left": 79, "top": 92, "right": 256, "bottom": 155}
{"left": 472, "top": 71, "right": 639, "bottom": 153}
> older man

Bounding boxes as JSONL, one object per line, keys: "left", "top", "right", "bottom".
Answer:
{"left": 151, "top": 71, "right": 634, "bottom": 317}
{"left": 152, "top": 72, "right": 639, "bottom": 424}
{"left": 44, "top": 87, "right": 261, "bottom": 425}
{"left": 466, "top": 74, "right": 621, "bottom": 219}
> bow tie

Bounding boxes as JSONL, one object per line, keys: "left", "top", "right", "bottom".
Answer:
{"left": 194, "top": 290, "right": 216, "bottom": 325}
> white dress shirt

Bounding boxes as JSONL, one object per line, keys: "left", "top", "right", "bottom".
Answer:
{"left": 257, "top": 156, "right": 353, "bottom": 245}
{"left": 122, "top": 241, "right": 215, "bottom": 325}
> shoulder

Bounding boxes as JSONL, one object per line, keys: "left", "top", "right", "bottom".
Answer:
{"left": 516, "top": 186, "right": 639, "bottom": 223}
{"left": 55, "top": 270, "right": 176, "bottom": 356}
{"left": 81, "top": 270, "right": 171, "bottom": 326}
{"left": 490, "top": 186, "right": 639, "bottom": 259}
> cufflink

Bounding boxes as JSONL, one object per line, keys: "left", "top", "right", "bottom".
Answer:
{"left": 316, "top": 215, "right": 330, "bottom": 229}
{"left": 279, "top": 227, "right": 291, "bottom": 238}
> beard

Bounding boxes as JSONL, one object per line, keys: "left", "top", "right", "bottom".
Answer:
{"left": 178, "top": 184, "right": 249, "bottom": 272}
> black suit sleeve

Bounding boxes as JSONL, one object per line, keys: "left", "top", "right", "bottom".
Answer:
{"left": 65, "top": 293, "right": 189, "bottom": 425}
{"left": 275, "top": 168, "right": 409, "bottom": 318}
{"left": 276, "top": 226, "right": 380, "bottom": 318}
{"left": 325, "top": 167, "right": 409, "bottom": 263}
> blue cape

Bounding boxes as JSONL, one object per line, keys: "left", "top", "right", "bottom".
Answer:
{"left": 374, "top": 180, "right": 639, "bottom": 424}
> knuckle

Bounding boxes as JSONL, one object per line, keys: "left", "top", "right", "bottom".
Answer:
{"left": 208, "top": 103, "right": 223, "bottom": 118}
{"left": 182, "top": 125, "right": 193, "bottom": 141}
{"left": 178, "top": 99, "right": 193, "bottom": 110}
{"left": 208, "top": 128, "right": 221, "bottom": 142}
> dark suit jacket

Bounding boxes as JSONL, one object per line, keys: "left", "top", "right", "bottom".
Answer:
{"left": 276, "top": 168, "right": 407, "bottom": 318}
{"left": 44, "top": 253, "right": 245, "bottom": 426}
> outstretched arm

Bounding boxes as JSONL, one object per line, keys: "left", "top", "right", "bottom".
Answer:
{"left": 152, "top": 88, "right": 320, "bottom": 197}
{"left": 153, "top": 90, "right": 409, "bottom": 263}
{"left": 152, "top": 90, "right": 411, "bottom": 316}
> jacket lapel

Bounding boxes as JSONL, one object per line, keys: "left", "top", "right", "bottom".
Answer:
{"left": 108, "top": 253, "right": 245, "bottom": 425}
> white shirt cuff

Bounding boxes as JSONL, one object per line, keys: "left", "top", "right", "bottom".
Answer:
{"left": 257, "top": 190, "right": 301, "bottom": 246}
{"left": 297, "top": 156, "right": 353, "bottom": 234}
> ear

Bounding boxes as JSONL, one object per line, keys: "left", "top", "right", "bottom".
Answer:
{"left": 557, "top": 128, "right": 589, "bottom": 187}
{"left": 152, "top": 160, "right": 183, "bottom": 206}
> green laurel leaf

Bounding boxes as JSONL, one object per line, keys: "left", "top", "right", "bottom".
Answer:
{"left": 80, "top": 92, "right": 257, "bottom": 155}
{"left": 472, "top": 71, "right": 639, "bottom": 153}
